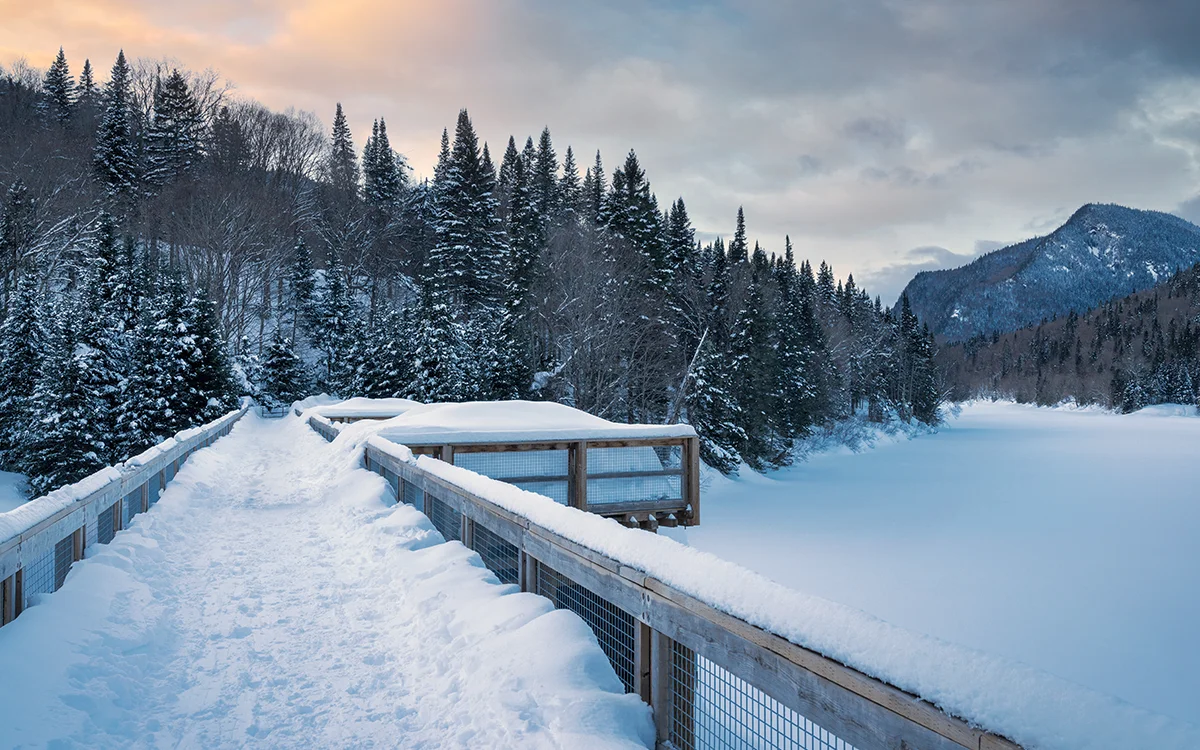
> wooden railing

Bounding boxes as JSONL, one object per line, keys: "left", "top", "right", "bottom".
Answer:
{"left": 0, "top": 403, "right": 250, "bottom": 627}
{"left": 307, "top": 413, "right": 699, "bottom": 528}
{"left": 310, "top": 415, "right": 1023, "bottom": 750}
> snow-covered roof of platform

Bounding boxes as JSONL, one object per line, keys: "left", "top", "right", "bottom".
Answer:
{"left": 353, "top": 400, "right": 696, "bottom": 445}
{"left": 308, "top": 397, "right": 424, "bottom": 419}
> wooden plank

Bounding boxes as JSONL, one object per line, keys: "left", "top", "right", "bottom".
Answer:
{"left": 649, "top": 629, "right": 673, "bottom": 744}
{"left": 586, "top": 438, "right": 689, "bottom": 449}
{"left": 635, "top": 620, "right": 652, "bottom": 703}
{"left": 569, "top": 441, "right": 587, "bottom": 510}
{"left": 685, "top": 436, "right": 700, "bottom": 525}
{"left": 585, "top": 499, "right": 687, "bottom": 516}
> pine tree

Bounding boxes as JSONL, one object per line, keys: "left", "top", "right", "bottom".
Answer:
{"left": 24, "top": 306, "right": 106, "bottom": 496}
{"left": 429, "top": 109, "right": 506, "bottom": 310}
{"left": 0, "top": 277, "right": 44, "bottom": 466}
{"left": 533, "top": 127, "right": 559, "bottom": 223}
{"left": 260, "top": 331, "right": 312, "bottom": 409}
{"left": 775, "top": 238, "right": 826, "bottom": 434}
{"left": 41, "top": 47, "right": 74, "bottom": 125}
{"left": 314, "top": 247, "right": 353, "bottom": 393}
{"left": 558, "top": 146, "right": 582, "bottom": 225}
{"left": 185, "top": 288, "right": 239, "bottom": 420}
{"left": 94, "top": 51, "right": 138, "bottom": 198}
{"left": 362, "top": 118, "right": 405, "bottom": 210}
{"left": 411, "top": 282, "right": 467, "bottom": 403}
{"left": 327, "top": 103, "right": 359, "bottom": 195}
{"left": 728, "top": 207, "right": 748, "bottom": 265}
{"left": 146, "top": 69, "right": 203, "bottom": 185}
{"left": 75, "top": 59, "right": 97, "bottom": 110}
{"left": 602, "top": 150, "right": 667, "bottom": 283}
{"left": 729, "top": 278, "right": 782, "bottom": 468}
{"left": 686, "top": 338, "right": 747, "bottom": 474}
{"left": 587, "top": 150, "right": 605, "bottom": 225}
{"left": 287, "top": 237, "right": 316, "bottom": 339}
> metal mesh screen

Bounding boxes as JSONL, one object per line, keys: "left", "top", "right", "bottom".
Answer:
{"left": 163, "top": 460, "right": 176, "bottom": 484}
{"left": 588, "top": 445, "right": 680, "bottom": 473}
{"left": 670, "top": 642, "right": 855, "bottom": 750}
{"left": 148, "top": 471, "right": 162, "bottom": 506}
{"left": 97, "top": 502, "right": 118, "bottom": 545}
{"left": 53, "top": 534, "right": 73, "bottom": 590}
{"left": 536, "top": 562, "right": 637, "bottom": 694}
{"left": 403, "top": 480, "right": 422, "bottom": 508}
{"left": 427, "top": 494, "right": 462, "bottom": 542}
{"left": 470, "top": 523, "right": 520, "bottom": 585}
{"left": 22, "top": 548, "right": 55, "bottom": 603}
{"left": 454, "top": 449, "right": 568, "bottom": 479}
{"left": 586, "top": 475, "right": 682, "bottom": 505}
{"left": 123, "top": 490, "right": 141, "bottom": 526}
{"left": 510, "top": 479, "right": 569, "bottom": 504}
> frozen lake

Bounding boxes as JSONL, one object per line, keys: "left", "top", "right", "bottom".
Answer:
{"left": 684, "top": 402, "right": 1200, "bottom": 726}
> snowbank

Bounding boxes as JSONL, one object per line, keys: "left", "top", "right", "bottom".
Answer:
{"left": 308, "top": 396, "right": 424, "bottom": 419}
{"left": 322, "top": 415, "right": 1200, "bottom": 750}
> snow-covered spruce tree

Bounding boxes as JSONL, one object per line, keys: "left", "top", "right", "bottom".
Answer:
{"left": 260, "top": 331, "right": 311, "bottom": 409}
{"left": 532, "top": 127, "right": 559, "bottom": 228}
{"left": 145, "top": 68, "right": 203, "bottom": 187}
{"left": 287, "top": 236, "right": 317, "bottom": 340}
{"left": 685, "top": 338, "right": 747, "bottom": 474}
{"left": 118, "top": 291, "right": 177, "bottom": 454}
{"left": 728, "top": 277, "right": 784, "bottom": 469}
{"left": 40, "top": 47, "right": 74, "bottom": 125}
{"left": 0, "top": 277, "right": 45, "bottom": 466}
{"left": 327, "top": 103, "right": 359, "bottom": 196}
{"left": 94, "top": 50, "right": 138, "bottom": 200}
{"left": 728, "top": 206, "right": 748, "bottom": 265}
{"left": 774, "top": 238, "right": 824, "bottom": 436}
{"left": 411, "top": 281, "right": 467, "bottom": 403}
{"left": 557, "top": 145, "right": 582, "bottom": 228}
{"left": 313, "top": 246, "right": 354, "bottom": 394}
{"left": 185, "top": 289, "right": 240, "bottom": 420}
{"left": 431, "top": 109, "right": 507, "bottom": 311}
{"left": 350, "top": 307, "right": 411, "bottom": 399}
{"left": 75, "top": 59, "right": 98, "bottom": 111}
{"left": 79, "top": 217, "right": 137, "bottom": 462}
{"left": 24, "top": 304, "right": 107, "bottom": 496}
{"left": 602, "top": 150, "right": 668, "bottom": 288}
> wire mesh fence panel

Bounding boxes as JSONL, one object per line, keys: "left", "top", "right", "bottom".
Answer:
{"left": 586, "top": 475, "right": 683, "bottom": 505}
{"left": 97, "top": 502, "right": 118, "bottom": 545}
{"left": 455, "top": 450, "right": 569, "bottom": 503}
{"left": 147, "top": 471, "right": 162, "bottom": 506}
{"left": 536, "top": 562, "right": 637, "bottom": 694}
{"left": 53, "top": 534, "right": 74, "bottom": 590}
{"left": 670, "top": 641, "right": 857, "bottom": 750}
{"left": 470, "top": 522, "right": 520, "bottom": 585}
{"left": 510, "top": 479, "right": 569, "bottom": 504}
{"left": 22, "top": 548, "right": 55, "bottom": 604}
{"left": 427, "top": 494, "right": 462, "bottom": 542}
{"left": 163, "top": 461, "right": 176, "bottom": 484}
{"left": 588, "top": 445, "right": 681, "bottom": 473}
{"left": 403, "top": 480, "right": 422, "bottom": 508}
{"left": 123, "top": 490, "right": 141, "bottom": 527}
{"left": 454, "top": 449, "right": 569, "bottom": 480}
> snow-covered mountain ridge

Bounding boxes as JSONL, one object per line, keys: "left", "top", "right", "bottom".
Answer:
{"left": 901, "top": 204, "right": 1200, "bottom": 341}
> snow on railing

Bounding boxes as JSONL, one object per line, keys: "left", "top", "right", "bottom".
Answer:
{"left": 309, "top": 412, "right": 1200, "bottom": 750}
{"left": 0, "top": 400, "right": 251, "bottom": 625}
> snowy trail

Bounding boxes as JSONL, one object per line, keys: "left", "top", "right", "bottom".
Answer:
{"left": 0, "top": 415, "right": 651, "bottom": 749}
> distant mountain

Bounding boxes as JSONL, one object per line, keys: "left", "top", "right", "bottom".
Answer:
{"left": 901, "top": 204, "right": 1200, "bottom": 342}
{"left": 937, "top": 261, "right": 1200, "bottom": 410}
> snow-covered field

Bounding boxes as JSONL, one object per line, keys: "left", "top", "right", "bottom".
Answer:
{"left": 0, "top": 414, "right": 651, "bottom": 749}
{"left": 683, "top": 401, "right": 1200, "bottom": 727}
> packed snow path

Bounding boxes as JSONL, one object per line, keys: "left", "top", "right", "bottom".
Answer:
{"left": 0, "top": 415, "right": 651, "bottom": 749}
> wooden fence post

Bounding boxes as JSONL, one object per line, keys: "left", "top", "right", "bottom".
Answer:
{"left": 685, "top": 436, "right": 701, "bottom": 526}
{"left": 1, "top": 574, "right": 14, "bottom": 625}
{"left": 568, "top": 442, "right": 588, "bottom": 510}
{"left": 650, "top": 629, "right": 677, "bottom": 745}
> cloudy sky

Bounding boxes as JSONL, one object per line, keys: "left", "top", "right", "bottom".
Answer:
{"left": 3, "top": 0, "right": 1199, "bottom": 301}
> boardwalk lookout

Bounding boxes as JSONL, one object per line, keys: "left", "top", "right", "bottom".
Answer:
{"left": 306, "top": 399, "right": 701, "bottom": 530}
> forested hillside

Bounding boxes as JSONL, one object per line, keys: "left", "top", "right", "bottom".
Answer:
{"left": 903, "top": 204, "right": 1200, "bottom": 342}
{"left": 939, "top": 263, "right": 1200, "bottom": 410}
{"left": 0, "top": 47, "right": 941, "bottom": 488}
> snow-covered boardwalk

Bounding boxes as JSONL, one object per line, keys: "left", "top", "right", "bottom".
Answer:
{"left": 0, "top": 416, "right": 651, "bottom": 749}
